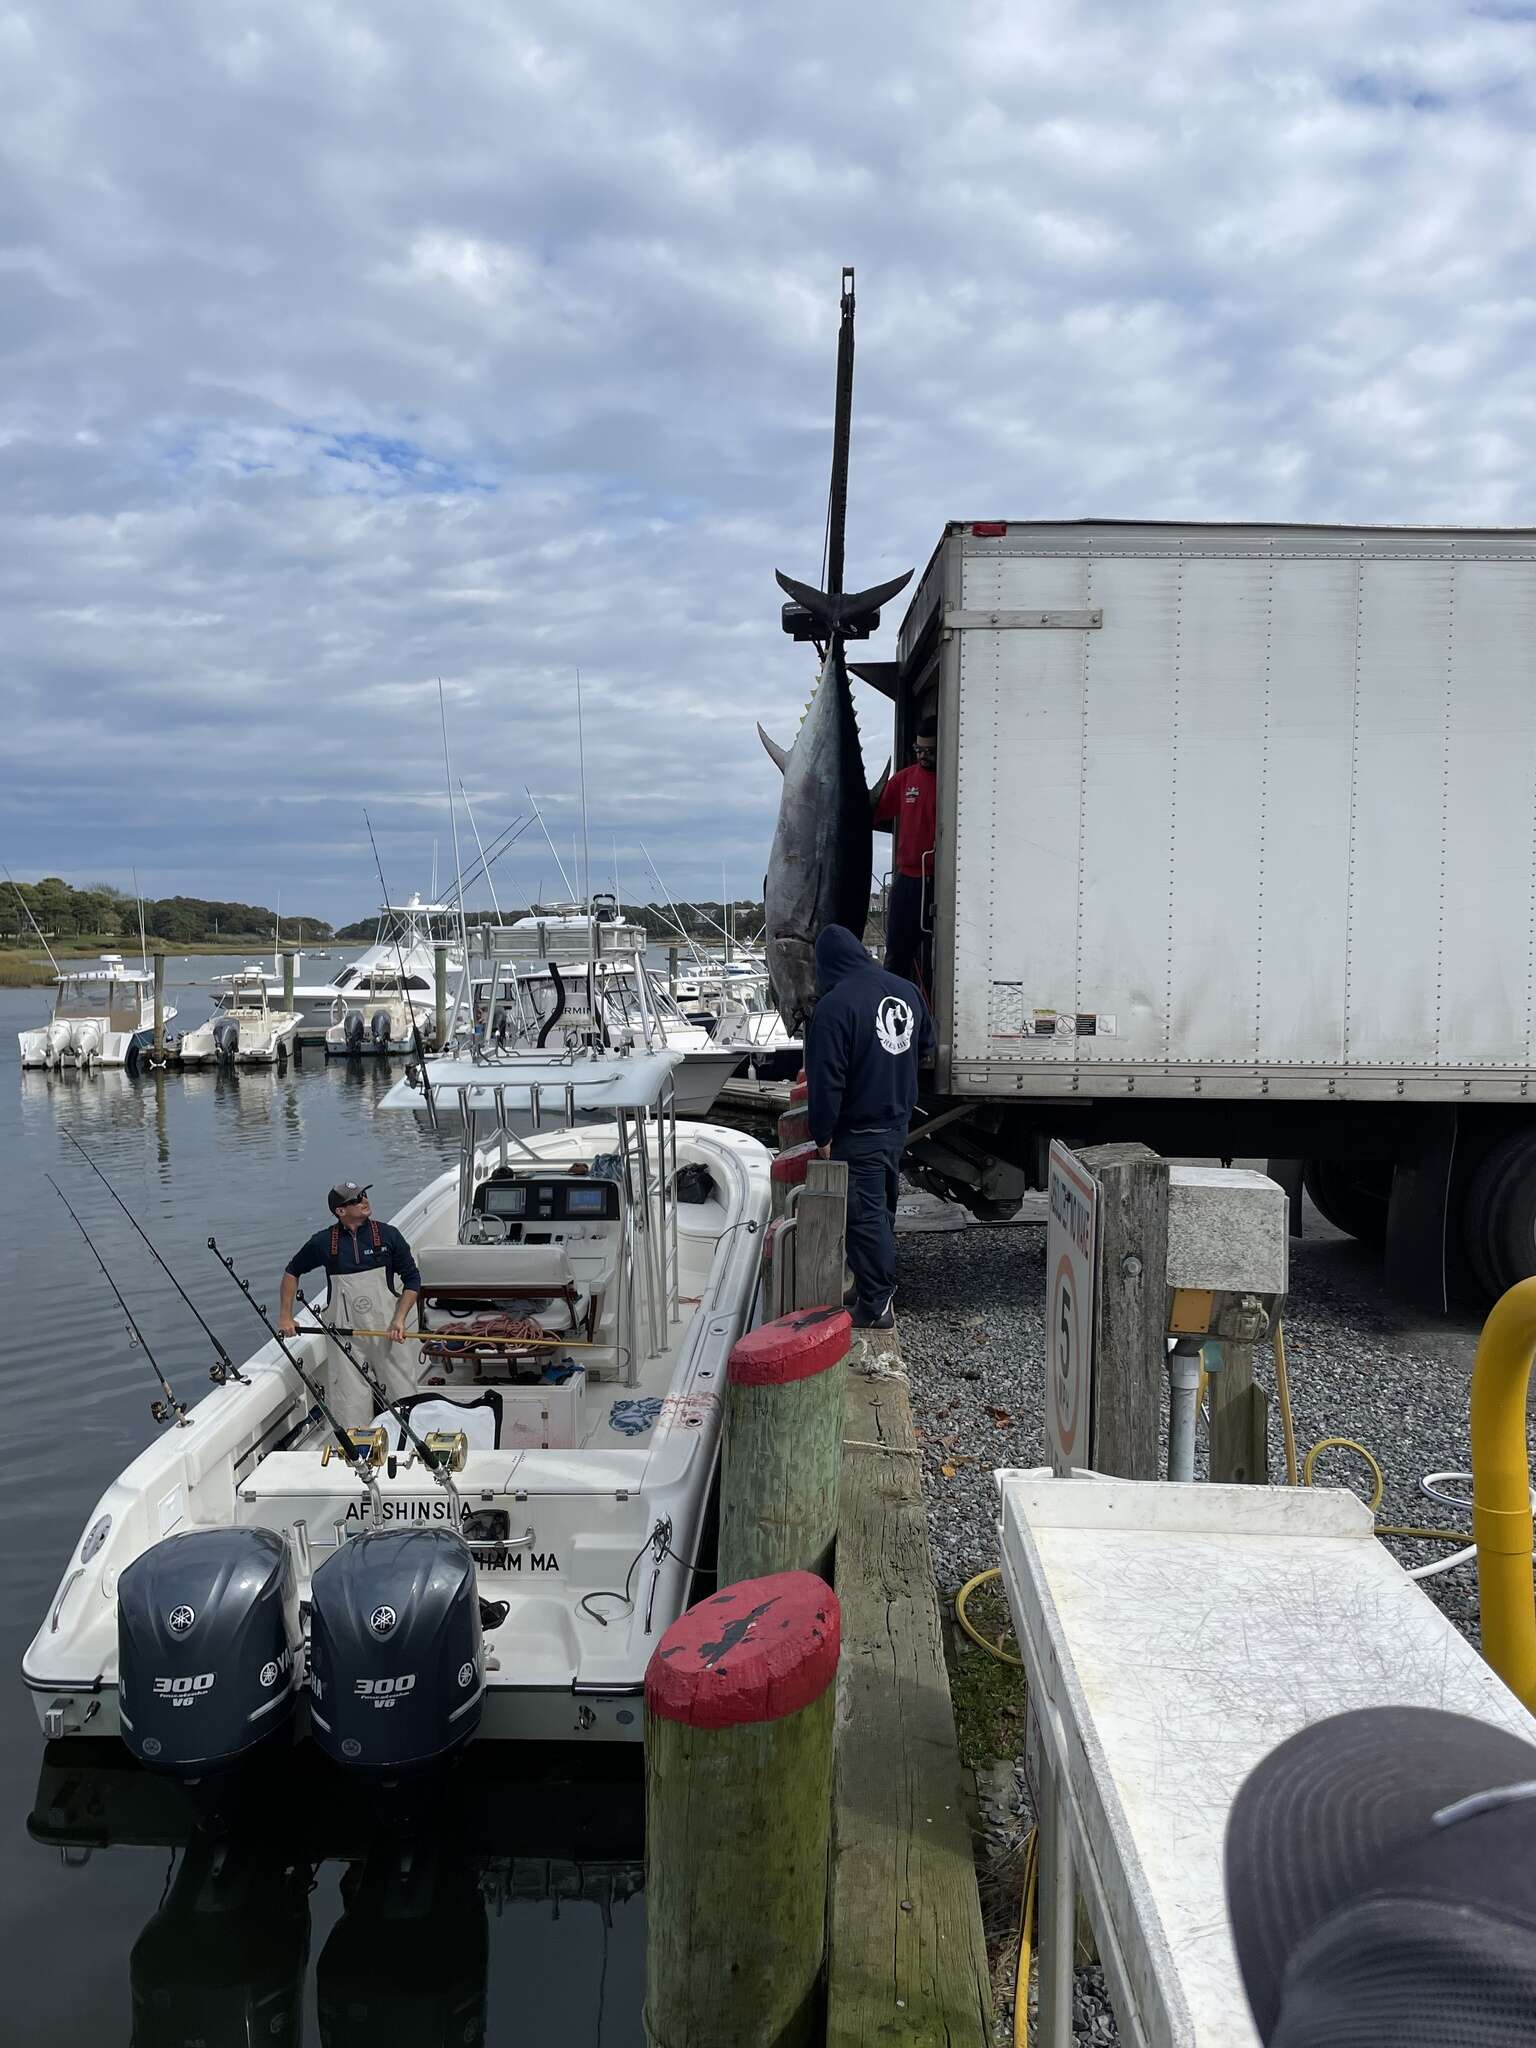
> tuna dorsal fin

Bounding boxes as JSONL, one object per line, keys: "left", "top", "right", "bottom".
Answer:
{"left": 869, "top": 759, "right": 891, "bottom": 805}
{"left": 757, "top": 724, "right": 789, "bottom": 774}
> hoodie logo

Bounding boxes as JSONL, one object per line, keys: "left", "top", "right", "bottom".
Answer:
{"left": 875, "top": 996, "right": 914, "bottom": 1055}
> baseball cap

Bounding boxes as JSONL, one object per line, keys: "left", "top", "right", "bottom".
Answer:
{"left": 1225, "top": 1705, "right": 1536, "bottom": 2044}
{"left": 327, "top": 1181, "right": 372, "bottom": 1212}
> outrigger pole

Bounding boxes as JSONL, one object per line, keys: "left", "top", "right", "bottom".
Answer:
{"left": 59, "top": 1127, "right": 247, "bottom": 1385}
{"left": 49, "top": 1177, "right": 190, "bottom": 1428}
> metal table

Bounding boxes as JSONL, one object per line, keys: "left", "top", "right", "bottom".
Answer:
{"left": 998, "top": 1472, "right": 1536, "bottom": 2047}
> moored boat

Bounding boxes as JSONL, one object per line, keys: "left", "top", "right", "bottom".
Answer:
{"left": 17, "top": 955, "right": 176, "bottom": 1070}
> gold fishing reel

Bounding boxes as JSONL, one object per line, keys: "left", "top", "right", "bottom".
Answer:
{"left": 419, "top": 1430, "right": 468, "bottom": 1473}
{"left": 321, "top": 1426, "right": 388, "bottom": 1468}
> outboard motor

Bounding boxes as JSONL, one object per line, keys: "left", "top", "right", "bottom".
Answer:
{"left": 308, "top": 1527, "right": 483, "bottom": 1777}
{"left": 343, "top": 1007, "right": 365, "bottom": 1051}
{"left": 130, "top": 1832, "right": 310, "bottom": 2048}
{"left": 46, "top": 1021, "right": 72, "bottom": 1066}
{"left": 213, "top": 1016, "right": 241, "bottom": 1062}
{"left": 369, "top": 1007, "right": 393, "bottom": 1049}
{"left": 117, "top": 1528, "right": 302, "bottom": 1802}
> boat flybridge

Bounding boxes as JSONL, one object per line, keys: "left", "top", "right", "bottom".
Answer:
{"left": 17, "top": 955, "right": 176, "bottom": 1069}
{"left": 25, "top": 1047, "right": 772, "bottom": 1794}
{"left": 176, "top": 967, "right": 300, "bottom": 1065}
{"left": 218, "top": 894, "right": 463, "bottom": 1045}
{"left": 455, "top": 900, "right": 743, "bottom": 1116}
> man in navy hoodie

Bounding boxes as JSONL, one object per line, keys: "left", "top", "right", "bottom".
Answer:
{"left": 804, "top": 924, "right": 935, "bottom": 1329}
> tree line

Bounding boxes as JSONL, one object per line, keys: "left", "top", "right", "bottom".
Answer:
{"left": 3, "top": 878, "right": 331, "bottom": 946}
{"left": 332, "top": 899, "right": 767, "bottom": 944}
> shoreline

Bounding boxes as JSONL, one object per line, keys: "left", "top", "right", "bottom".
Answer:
{"left": 0, "top": 940, "right": 313, "bottom": 988}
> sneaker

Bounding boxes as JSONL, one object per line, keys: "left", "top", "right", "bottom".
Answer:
{"left": 842, "top": 1280, "right": 859, "bottom": 1309}
{"left": 850, "top": 1296, "right": 895, "bottom": 1331}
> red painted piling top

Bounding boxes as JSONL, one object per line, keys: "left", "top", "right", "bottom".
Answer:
{"left": 789, "top": 1077, "right": 809, "bottom": 1103}
{"left": 777, "top": 1105, "right": 810, "bottom": 1145}
{"left": 645, "top": 1572, "right": 840, "bottom": 1728}
{"left": 729, "top": 1307, "right": 851, "bottom": 1386}
{"left": 770, "top": 1139, "right": 817, "bottom": 1186}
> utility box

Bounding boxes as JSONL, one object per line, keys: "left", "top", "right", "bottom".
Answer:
{"left": 1164, "top": 1165, "right": 1287, "bottom": 1339}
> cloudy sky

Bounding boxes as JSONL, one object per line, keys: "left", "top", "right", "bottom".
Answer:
{"left": 5, "top": 0, "right": 1536, "bottom": 924}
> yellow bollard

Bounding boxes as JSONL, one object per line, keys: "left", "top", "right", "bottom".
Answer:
{"left": 1470, "top": 1276, "right": 1536, "bottom": 1711}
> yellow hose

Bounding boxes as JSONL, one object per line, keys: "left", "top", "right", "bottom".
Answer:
{"left": 1273, "top": 1319, "right": 1299, "bottom": 1486}
{"left": 955, "top": 1568, "right": 1023, "bottom": 1668}
{"left": 1013, "top": 1824, "right": 1039, "bottom": 2047}
{"left": 1469, "top": 1279, "right": 1536, "bottom": 1710}
{"left": 1301, "top": 1435, "right": 1385, "bottom": 1514}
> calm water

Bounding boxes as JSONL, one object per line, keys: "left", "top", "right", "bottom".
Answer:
{"left": 0, "top": 960, "right": 646, "bottom": 2044}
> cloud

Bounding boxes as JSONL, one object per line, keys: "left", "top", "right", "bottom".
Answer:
{"left": 4, "top": 0, "right": 1536, "bottom": 917}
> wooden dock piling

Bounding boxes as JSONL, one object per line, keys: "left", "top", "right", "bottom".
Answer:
{"left": 433, "top": 941, "right": 449, "bottom": 1046}
{"left": 645, "top": 1572, "right": 840, "bottom": 2048}
{"left": 152, "top": 953, "right": 165, "bottom": 1059}
{"left": 719, "top": 1308, "right": 851, "bottom": 1585}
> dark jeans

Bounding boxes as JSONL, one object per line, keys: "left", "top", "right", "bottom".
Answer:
{"left": 832, "top": 1123, "right": 905, "bottom": 1313}
{"left": 885, "top": 871, "right": 931, "bottom": 998}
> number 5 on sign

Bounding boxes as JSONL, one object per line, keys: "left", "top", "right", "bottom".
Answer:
{"left": 1045, "top": 1141, "right": 1098, "bottom": 1475}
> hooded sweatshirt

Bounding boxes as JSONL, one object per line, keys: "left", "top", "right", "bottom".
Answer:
{"left": 804, "top": 925, "right": 935, "bottom": 1145}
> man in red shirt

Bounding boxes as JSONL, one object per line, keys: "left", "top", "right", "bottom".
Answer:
{"left": 872, "top": 714, "right": 937, "bottom": 996}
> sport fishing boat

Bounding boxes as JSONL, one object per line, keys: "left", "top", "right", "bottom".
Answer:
{"left": 17, "top": 956, "right": 176, "bottom": 1069}
{"left": 217, "top": 894, "right": 463, "bottom": 1046}
{"left": 24, "top": 1050, "right": 771, "bottom": 1782}
{"left": 177, "top": 967, "right": 301, "bottom": 1066}
{"left": 323, "top": 965, "right": 438, "bottom": 1056}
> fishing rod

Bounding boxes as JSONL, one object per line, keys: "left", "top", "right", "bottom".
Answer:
{"left": 283, "top": 1299, "right": 462, "bottom": 1498}
{"left": 4, "top": 865, "right": 61, "bottom": 976}
{"left": 524, "top": 789, "right": 578, "bottom": 901}
{"left": 362, "top": 809, "right": 437, "bottom": 1132}
{"left": 638, "top": 844, "right": 708, "bottom": 969}
{"left": 58, "top": 1128, "right": 248, "bottom": 1386}
{"left": 454, "top": 812, "right": 531, "bottom": 901}
{"left": 49, "top": 1177, "right": 190, "bottom": 1427}
{"left": 205, "top": 1236, "right": 383, "bottom": 1517}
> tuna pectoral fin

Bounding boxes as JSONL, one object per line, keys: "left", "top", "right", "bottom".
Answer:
{"left": 757, "top": 724, "right": 789, "bottom": 774}
{"left": 869, "top": 760, "right": 891, "bottom": 807}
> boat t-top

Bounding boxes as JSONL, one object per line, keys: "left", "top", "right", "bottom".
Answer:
{"left": 217, "top": 894, "right": 464, "bottom": 1047}
{"left": 17, "top": 955, "right": 176, "bottom": 1070}
{"left": 25, "top": 1047, "right": 771, "bottom": 1783}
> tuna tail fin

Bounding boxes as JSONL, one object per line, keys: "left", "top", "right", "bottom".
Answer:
{"left": 757, "top": 724, "right": 789, "bottom": 774}
{"left": 773, "top": 566, "right": 914, "bottom": 639}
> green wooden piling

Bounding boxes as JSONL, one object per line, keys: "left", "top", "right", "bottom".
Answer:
{"left": 645, "top": 1571, "right": 840, "bottom": 2048}
{"left": 719, "top": 1308, "right": 850, "bottom": 1585}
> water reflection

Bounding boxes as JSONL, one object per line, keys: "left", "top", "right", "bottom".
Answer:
{"left": 29, "top": 1742, "right": 646, "bottom": 2045}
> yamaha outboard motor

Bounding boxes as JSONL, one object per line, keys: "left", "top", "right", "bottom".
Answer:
{"left": 308, "top": 1527, "right": 483, "bottom": 1779}
{"left": 118, "top": 1528, "right": 301, "bottom": 1812}
{"left": 342, "top": 1007, "right": 365, "bottom": 1051}
{"left": 213, "top": 1016, "right": 240, "bottom": 1062}
{"left": 317, "top": 1835, "right": 487, "bottom": 2048}
{"left": 130, "top": 1832, "right": 310, "bottom": 2048}
{"left": 369, "top": 1007, "right": 392, "bottom": 1050}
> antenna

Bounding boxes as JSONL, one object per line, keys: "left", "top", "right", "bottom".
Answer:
{"left": 437, "top": 678, "right": 471, "bottom": 976}
{"left": 525, "top": 790, "right": 577, "bottom": 901}
{"left": 133, "top": 866, "right": 149, "bottom": 974}
{"left": 4, "top": 866, "right": 60, "bottom": 976}
{"left": 575, "top": 668, "right": 594, "bottom": 917}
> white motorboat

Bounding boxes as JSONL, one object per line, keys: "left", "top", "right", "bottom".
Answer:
{"left": 25, "top": 1051, "right": 772, "bottom": 1767}
{"left": 17, "top": 955, "right": 176, "bottom": 1069}
{"left": 219, "top": 895, "right": 463, "bottom": 1045}
{"left": 461, "top": 902, "right": 741, "bottom": 1117}
{"left": 324, "top": 965, "right": 439, "bottom": 1057}
{"left": 177, "top": 967, "right": 300, "bottom": 1066}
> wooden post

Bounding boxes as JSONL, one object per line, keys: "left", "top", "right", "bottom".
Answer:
{"left": 646, "top": 1572, "right": 839, "bottom": 2048}
{"left": 667, "top": 944, "right": 679, "bottom": 993}
{"left": 281, "top": 950, "right": 295, "bottom": 1014}
{"left": 720, "top": 1308, "right": 850, "bottom": 1584}
{"left": 778, "top": 1102, "right": 810, "bottom": 1150}
{"left": 152, "top": 953, "right": 165, "bottom": 1058}
{"left": 1075, "top": 1142, "right": 1169, "bottom": 1481}
{"left": 770, "top": 1140, "right": 817, "bottom": 1221}
{"left": 433, "top": 942, "right": 449, "bottom": 1045}
{"left": 793, "top": 1158, "right": 847, "bottom": 1314}
{"left": 1209, "top": 1341, "right": 1269, "bottom": 1483}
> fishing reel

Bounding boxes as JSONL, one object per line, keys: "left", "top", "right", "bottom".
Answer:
{"left": 322, "top": 1426, "right": 388, "bottom": 1469}
{"left": 150, "top": 1396, "right": 189, "bottom": 1428}
{"left": 413, "top": 1430, "right": 468, "bottom": 1474}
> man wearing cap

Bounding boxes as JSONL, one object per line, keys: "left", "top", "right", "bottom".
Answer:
{"left": 1225, "top": 1704, "right": 1536, "bottom": 2042}
{"left": 278, "top": 1183, "right": 422, "bottom": 1426}
{"left": 872, "top": 714, "right": 937, "bottom": 997}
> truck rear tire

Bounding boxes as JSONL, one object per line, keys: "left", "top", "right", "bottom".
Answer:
{"left": 1463, "top": 1130, "right": 1536, "bottom": 1300}
{"left": 1300, "top": 1159, "right": 1392, "bottom": 1247}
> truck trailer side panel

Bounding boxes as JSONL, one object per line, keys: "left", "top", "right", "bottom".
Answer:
{"left": 928, "top": 524, "right": 1536, "bottom": 1100}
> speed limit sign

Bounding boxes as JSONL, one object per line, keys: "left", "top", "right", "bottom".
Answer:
{"left": 1045, "top": 1141, "right": 1098, "bottom": 1475}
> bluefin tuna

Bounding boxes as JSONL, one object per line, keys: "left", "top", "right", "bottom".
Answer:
{"left": 758, "top": 567, "right": 912, "bottom": 1032}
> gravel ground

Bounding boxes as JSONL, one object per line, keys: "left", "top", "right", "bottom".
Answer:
{"left": 895, "top": 1205, "right": 1513, "bottom": 2043}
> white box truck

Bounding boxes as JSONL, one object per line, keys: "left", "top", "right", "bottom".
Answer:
{"left": 877, "top": 518, "right": 1536, "bottom": 1303}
